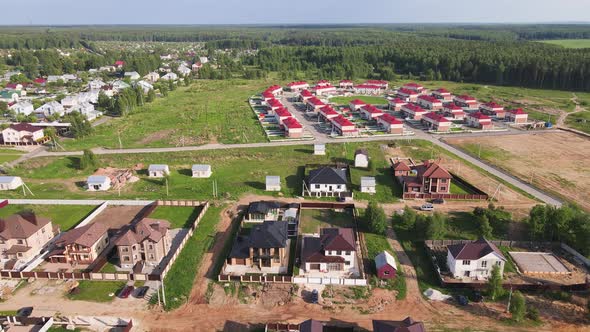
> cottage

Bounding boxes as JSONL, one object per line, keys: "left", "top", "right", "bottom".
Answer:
{"left": 330, "top": 115, "right": 358, "bottom": 136}
{"left": 447, "top": 238, "right": 506, "bottom": 279}
{"left": 225, "top": 221, "right": 290, "bottom": 275}
{"left": 265, "top": 98, "right": 283, "bottom": 113}
{"left": 274, "top": 107, "right": 292, "bottom": 124}
{"left": 417, "top": 95, "right": 443, "bottom": 110}
{"left": 287, "top": 81, "right": 309, "bottom": 92}
{"left": 136, "top": 80, "right": 154, "bottom": 94}
{"left": 266, "top": 85, "right": 283, "bottom": 96}
{"left": 377, "top": 114, "right": 404, "bottom": 134}
{"left": 319, "top": 106, "right": 339, "bottom": 122}
{"left": 314, "top": 84, "right": 337, "bottom": 96}
{"left": 87, "top": 175, "right": 111, "bottom": 191}
{"left": 353, "top": 84, "right": 381, "bottom": 95}
{"left": 266, "top": 176, "right": 281, "bottom": 191}
{"left": 161, "top": 72, "right": 178, "bottom": 81}
{"left": 349, "top": 99, "right": 366, "bottom": 111}
{"left": 144, "top": 72, "right": 160, "bottom": 83}
{"left": 0, "top": 176, "right": 23, "bottom": 190}
{"left": 432, "top": 88, "right": 453, "bottom": 101}
{"left": 192, "top": 164, "right": 212, "bottom": 178}
{"left": 48, "top": 223, "right": 109, "bottom": 265}
{"left": 9, "top": 101, "right": 34, "bottom": 116}
{"left": 397, "top": 88, "right": 421, "bottom": 102}
{"left": 283, "top": 117, "right": 304, "bottom": 138}
{"left": 442, "top": 104, "right": 465, "bottom": 120}
{"left": 115, "top": 218, "right": 171, "bottom": 269}
{"left": 339, "top": 80, "right": 354, "bottom": 89}
{"left": 71, "top": 102, "right": 101, "bottom": 121}
{"left": 0, "top": 214, "right": 54, "bottom": 264}
{"left": 35, "top": 101, "right": 65, "bottom": 118}
{"left": 505, "top": 108, "right": 528, "bottom": 123}
{"left": 244, "top": 201, "right": 281, "bottom": 222}
{"left": 454, "top": 95, "right": 478, "bottom": 108}
{"left": 387, "top": 97, "right": 408, "bottom": 111}
{"left": 60, "top": 95, "right": 79, "bottom": 108}
{"left": 306, "top": 166, "right": 348, "bottom": 197}
{"left": 314, "top": 144, "right": 326, "bottom": 155}
{"left": 261, "top": 90, "right": 275, "bottom": 102}
{"left": 375, "top": 251, "right": 397, "bottom": 279}
{"left": 2, "top": 123, "right": 44, "bottom": 144}
{"left": 480, "top": 102, "right": 505, "bottom": 118}
{"left": 177, "top": 65, "right": 191, "bottom": 76}
{"left": 88, "top": 79, "right": 106, "bottom": 90}
{"left": 398, "top": 160, "right": 452, "bottom": 195}
{"left": 301, "top": 228, "right": 358, "bottom": 277}
{"left": 466, "top": 112, "right": 493, "bottom": 130}
{"left": 316, "top": 80, "right": 331, "bottom": 87}
{"left": 372, "top": 317, "right": 425, "bottom": 332}
{"left": 298, "top": 90, "right": 313, "bottom": 103}
{"left": 365, "top": 80, "right": 389, "bottom": 89}
{"left": 306, "top": 97, "right": 325, "bottom": 112}
{"left": 400, "top": 104, "right": 428, "bottom": 120}
{"left": 392, "top": 161, "right": 412, "bottom": 177}
{"left": 402, "top": 82, "right": 424, "bottom": 93}
{"left": 359, "top": 105, "right": 384, "bottom": 120}
{"left": 354, "top": 149, "right": 369, "bottom": 168}
{"left": 148, "top": 164, "right": 170, "bottom": 178}
{"left": 360, "top": 176, "right": 376, "bottom": 194}
{"left": 421, "top": 112, "right": 451, "bottom": 132}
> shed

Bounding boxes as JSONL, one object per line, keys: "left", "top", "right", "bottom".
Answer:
{"left": 87, "top": 175, "right": 111, "bottom": 191}
{"left": 375, "top": 251, "right": 397, "bottom": 279}
{"left": 0, "top": 176, "right": 23, "bottom": 190}
{"left": 266, "top": 176, "right": 281, "bottom": 191}
{"left": 360, "top": 176, "right": 376, "bottom": 194}
{"left": 354, "top": 149, "right": 369, "bottom": 168}
{"left": 148, "top": 164, "right": 170, "bottom": 178}
{"left": 314, "top": 144, "right": 326, "bottom": 155}
{"left": 192, "top": 164, "right": 212, "bottom": 178}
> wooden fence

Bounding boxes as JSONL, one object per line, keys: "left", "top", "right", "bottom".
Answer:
{"left": 402, "top": 193, "right": 488, "bottom": 200}
{"left": 218, "top": 274, "right": 293, "bottom": 283}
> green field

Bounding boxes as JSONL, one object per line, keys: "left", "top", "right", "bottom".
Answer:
{"left": 66, "top": 280, "right": 125, "bottom": 302}
{"left": 0, "top": 204, "right": 97, "bottom": 230}
{"left": 299, "top": 208, "right": 355, "bottom": 234}
{"left": 565, "top": 111, "right": 590, "bottom": 134}
{"left": 59, "top": 79, "right": 269, "bottom": 151}
{"left": 539, "top": 39, "right": 590, "bottom": 49}
{"left": 149, "top": 206, "right": 204, "bottom": 228}
{"left": 329, "top": 95, "right": 388, "bottom": 106}
{"left": 0, "top": 149, "right": 24, "bottom": 164}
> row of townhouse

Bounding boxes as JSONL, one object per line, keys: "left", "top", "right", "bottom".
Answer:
{"left": 260, "top": 86, "right": 303, "bottom": 138}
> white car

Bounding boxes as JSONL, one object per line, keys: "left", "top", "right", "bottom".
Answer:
{"left": 420, "top": 203, "right": 434, "bottom": 211}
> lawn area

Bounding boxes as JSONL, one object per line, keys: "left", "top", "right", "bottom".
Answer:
{"left": 59, "top": 79, "right": 270, "bottom": 151}
{"left": 299, "top": 208, "right": 356, "bottom": 234}
{"left": 66, "top": 280, "right": 125, "bottom": 302}
{"left": 0, "top": 148, "right": 23, "bottom": 164}
{"left": 329, "top": 95, "right": 388, "bottom": 106}
{"left": 148, "top": 206, "right": 204, "bottom": 228}
{"left": 160, "top": 205, "right": 224, "bottom": 310}
{"left": 449, "top": 181, "right": 474, "bottom": 195}
{"left": 539, "top": 39, "right": 590, "bottom": 49}
{"left": 565, "top": 111, "right": 590, "bottom": 134}
{"left": 0, "top": 204, "right": 97, "bottom": 231}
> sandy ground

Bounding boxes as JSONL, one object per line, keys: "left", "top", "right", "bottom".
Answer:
{"left": 445, "top": 131, "right": 590, "bottom": 211}
{"left": 89, "top": 205, "right": 150, "bottom": 230}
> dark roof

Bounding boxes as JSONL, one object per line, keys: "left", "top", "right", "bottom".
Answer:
{"left": 56, "top": 223, "right": 108, "bottom": 248}
{"left": 413, "top": 161, "right": 451, "bottom": 180}
{"left": 247, "top": 201, "right": 281, "bottom": 215}
{"left": 302, "top": 228, "right": 356, "bottom": 264}
{"left": 249, "top": 221, "right": 288, "bottom": 248}
{"left": 228, "top": 235, "right": 250, "bottom": 259}
{"left": 354, "top": 148, "right": 368, "bottom": 157}
{"left": 299, "top": 319, "right": 354, "bottom": 332}
{"left": 115, "top": 218, "right": 170, "bottom": 246}
{"left": 8, "top": 123, "right": 42, "bottom": 133}
{"left": 302, "top": 236, "right": 346, "bottom": 264}
{"left": 372, "top": 317, "right": 426, "bottom": 332}
{"left": 308, "top": 167, "right": 347, "bottom": 185}
{"left": 448, "top": 238, "right": 506, "bottom": 261}
{"left": 0, "top": 214, "right": 51, "bottom": 240}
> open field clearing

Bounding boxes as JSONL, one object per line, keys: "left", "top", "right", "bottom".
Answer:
{"left": 445, "top": 131, "right": 590, "bottom": 211}
{"left": 329, "top": 95, "right": 388, "bottom": 105}
{"left": 539, "top": 39, "right": 590, "bottom": 49}
{"left": 0, "top": 204, "right": 97, "bottom": 231}
{"left": 59, "top": 79, "right": 269, "bottom": 151}
{"left": 0, "top": 149, "right": 24, "bottom": 164}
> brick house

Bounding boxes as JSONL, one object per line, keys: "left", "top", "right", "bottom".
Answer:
{"left": 443, "top": 104, "right": 466, "bottom": 120}
{"left": 298, "top": 89, "right": 313, "bottom": 103}
{"left": 359, "top": 104, "right": 384, "bottom": 120}
{"left": 377, "top": 114, "right": 404, "bottom": 134}
{"left": 315, "top": 84, "right": 337, "bottom": 95}
{"left": 349, "top": 99, "right": 366, "bottom": 111}
{"left": 301, "top": 228, "right": 358, "bottom": 277}
{"left": 319, "top": 106, "right": 339, "bottom": 122}
{"left": 401, "top": 104, "right": 428, "bottom": 120}
{"left": 48, "top": 223, "right": 109, "bottom": 265}
{"left": 466, "top": 112, "right": 493, "bottom": 130}
{"left": 505, "top": 108, "right": 528, "bottom": 123}
{"left": 0, "top": 214, "right": 54, "bottom": 264}
{"left": 396, "top": 160, "right": 452, "bottom": 195}
{"left": 454, "top": 95, "right": 478, "bottom": 108}
{"left": 283, "top": 117, "right": 303, "bottom": 138}
{"left": 330, "top": 115, "right": 358, "bottom": 136}
{"left": 306, "top": 97, "right": 326, "bottom": 112}
{"left": 432, "top": 88, "right": 453, "bottom": 101}
{"left": 115, "top": 218, "right": 171, "bottom": 269}
{"left": 274, "top": 107, "right": 293, "bottom": 125}
{"left": 417, "top": 95, "right": 444, "bottom": 110}
{"left": 480, "top": 102, "right": 505, "bottom": 118}
{"left": 421, "top": 112, "right": 451, "bottom": 132}
{"left": 387, "top": 97, "right": 408, "bottom": 111}
{"left": 396, "top": 88, "right": 420, "bottom": 102}
{"left": 266, "top": 98, "right": 283, "bottom": 113}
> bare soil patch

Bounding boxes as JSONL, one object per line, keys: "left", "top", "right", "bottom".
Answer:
{"left": 138, "top": 129, "right": 175, "bottom": 145}
{"left": 90, "top": 205, "right": 148, "bottom": 230}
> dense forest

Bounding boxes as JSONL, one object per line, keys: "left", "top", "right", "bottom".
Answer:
{"left": 1, "top": 25, "right": 590, "bottom": 91}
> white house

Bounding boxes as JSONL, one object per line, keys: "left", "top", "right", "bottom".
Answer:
{"left": 88, "top": 79, "right": 106, "bottom": 90}
{"left": 314, "top": 144, "right": 326, "bottom": 155}
{"left": 199, "top": 56, "right": 209, "bottom": 64}
{"left": 354, "top": 149, "right": 369, "bottom": 168}
{"left": 0, "top": 176, "right": 23, "bottom": 190}
{"left": 301, "top": 228, "right": 358, "bottom": 277}
{"left": 177, "top": 65, "right": 191, "bottom": 76}
{"left": 306, "top": 167, "right": 348, "bottom": 197}
{"left": 60, "top": 95, "right": 79, "bottom": 108}
{"left": 161, "top": 72, "right": 178, "bottom": 81}
{"left": 124, "top": 72, "right": 141, "bottom": 80}
{"left": 112, "top": 80, "right": 131, "bottom": 92}
{"left": 265, "top": 176, "right": 281, "bottom": 191}
{"left": 87, "top": 175, "right": 111, "bottom": 191}
{"left": 9, "top": 101, "right": 34, "bottom": 116}
{"left": 70, "top": 102, "right": 101, "bottom": 121}
{"left": 447, "top": 238, "right": 506, "bottom": 280}
{"left": 148, "top": 164, "right": 170, "bottom": 178}
{"left": 360, "top": 176, "right": 376, "bottom": 194}
{"left": 2, "top": 124, "right": 44, "bottom": 144}
{"left": 144, "top": 72, "right": 160, "bottom": 83}
{"left": 192, "top": 164, "right": 212, "bottom": 178}
{"left": 136, "top": 80, "right": 154, "bottom": 94}
{"left": 35, "top": 101, "right": 65, "bottom": 118}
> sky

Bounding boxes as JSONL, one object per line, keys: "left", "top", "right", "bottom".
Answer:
{"left": 3, "top": 0, "right": 590, "bottom": 25}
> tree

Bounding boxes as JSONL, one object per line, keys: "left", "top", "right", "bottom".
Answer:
{"left": 366, "top": 201, "right": 387, "bottom": 235}
{"left": 478, "top": 214, "right": 493, "bottom": 239}
{"left": 397, "top": 206, "right": 417, "bottom": 230}
{"left": 487, "top": 265, "right": 504, "bottom": 300}
{"left": 64, "top": 112, "right": 93, "bottom": 138}
{"left": 509, "top": 291, "right": 526, "bottom": 322}
{"left": 146, "top": 89, "right": 156, "bottom": 103}
{"left": 425, "top": 212, "right": 447, "bottom": 239}
{"left": 79, "top": 149, "right": 98, "bottom": 170}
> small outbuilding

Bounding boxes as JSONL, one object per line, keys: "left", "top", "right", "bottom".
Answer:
{"left": 314, "top": 144, "right": 325, "bottom": 155}
{"left": 87, "top": 175, "right": 111, "bottom": 191}
{"left": 360, "top": 176, "right": 376, "bottom": 194}
{"left": 354, "top": 148, "right": 369, "bottom": 168}
{"left": 192, "top": 164, "right": 212, "bottom": 178}
{"left": 266, "top": 176, "right": 281, "bottom": 191}
{"left": 375, "top": 250, "right": 397, "bottom": 279}
{"left": 148, "top": 164, "right": 170, "bottom": 178}
{"left": 0, "top": 176, "right": 23, "bottom": 190}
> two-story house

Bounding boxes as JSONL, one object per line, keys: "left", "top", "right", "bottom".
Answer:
{"left": 447, "top": 238, "right": 506, "bottom": 280}
{"left": 225, "top": 221, "right": 290, "bottom": 275}
{"left": 301, "top": 228, "right": 358, "bottom": 277}
{"left": 0, "top": 214, "right": 54, "bottom": 264}
{"left": 396, "top": 160, "right": 452, "bottom": 195}
{"left": 244, "top": 201, "right": 281, "bottom": 222}
{"left": 305, "top": 166, "right": 348, "bottom": 197}
{"left": 1, "top": 123, "right": 44, "bottom": 144}
{"left": 48, "top": 223, "right": 109, "bottom": 265}
{"left": 115, "top": 218, "right": 171, "bottom": 269}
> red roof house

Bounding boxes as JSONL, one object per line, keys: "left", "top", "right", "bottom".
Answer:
{"left": 365, "top": 80, "right": 389, "bottom": 89}
{"left": 422, "top": 112, "right": 451, "bottom": 132}
{"left": 401, "top": 103, "right": 428, "bottom": 120}
{"left": 402, "top": 82, "right": 424, "bottom": 93}
{"left": 319, "top": 106, "right": 339, "bottom": 121}
{"left": 480, "top": 102, "right": 505, "bottom": 118}
{"left": 359, "top": 104, "right": 384, "bottom": 120}
{"left": 349, "top": 99, "right": 367, "bottom": 111}
{"left": 387, "top": 97, "right": 408, "bottom": 111}
{"left": 282, "top": 117, "right": 303, "bottom": 138}
{"left": 443, "top": 104, "right": 466, "bottom": 120}
{"left": 417, "top": 94, "right": 444, "bottom": 110}
{"left": 397, "top": 88, "right": 421, "bottom": 102}
{"left": 306, "top": 97, "right": 326, "bottom": 111}
{"left": 287, "top": 81, "right": 309, "bottom": 91}
{"left": 466, "top": 112, "right": 493, "bottom": 130}
{"left": 432, "top": 88, "right": 453, "bottom": 101}
{"left": 339, "top": 80, "right": 354, "bottom": 88}
{"left": 299, "top": 89, "right": 313, "bottom": 102}
{"left": 377, "top": 114, "right": 404, "bottom": 134}
{"left": 505, "top": 108, "right": 528, "bottom": 124}
{"left": 353, "top": 84, "right": 381, "bottom": 95}
{"left": 330, "top": 115, "right": 358, "bottom": 136}
{"left": 375, "top": 251, "right": 397, "bottom": 279}
{"left": 454, "top": 95, "right": 478, "bottom": 108}
{"left": 114, "top": 60, "right": 125, "bottom": 68}
{"left": 274, "top": 107, "right": 292, "bottom": 124}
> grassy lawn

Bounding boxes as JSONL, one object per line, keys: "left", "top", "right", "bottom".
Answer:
{"left": 0, "top": 204, "right": 97, "bottom": 231}
{"left": 66, "top": 280, "right": 125, "bottom": 302}
{"left": 0, "top": 149, "right": 23, "bottom": 164}
{"left": 149, "top": 206, "right": 204, "bottom": 228}
{"left": 539, "top": 39, "right": 590, "bottom": 49}
{"left": 0, "top": 310, "right": 18, "bottom": 316}
{"left": 459, "top": 143, "right": 512, "bottom": 162}
{"left": 565, "top": 111, "right": 590, "bottom": 134}
{"left": 449, "top": 181, "right": 475, "bottom": 195}
{"left": 329, "top": 95, "right": 388, "bottom": 106}
{"left": 299, "top": 208, "right": 355, "bottom": 234}
{"left": 160, "top": 205, "right": 224, "bottom": 310}
{"left": 498, "top": 246, "right": 518, "bottom": 273}
{"left": 59, "top": 79, "right": 270, "bottom": 151}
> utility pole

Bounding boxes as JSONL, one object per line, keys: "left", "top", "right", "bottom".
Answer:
{"left": 506, "top": 286, "right": 513, "bottom": 313}
{"left": 478, "top": 143, "right": 482, "bottom": 159}
{"left": 117, "top": 131, "right": 123, "bottom": 149}
{"left": 165, "top": 178, "right": 169, "bottom": 197}
{"left": 161, "top": 280, "right": 167, "bottom": 307}
{"left": 157, "top": 282, "right": 161, "bottom": 307}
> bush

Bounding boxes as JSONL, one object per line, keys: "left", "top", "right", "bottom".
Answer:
{"left": 365, "top": 201, "right": 387, "bottom": 235}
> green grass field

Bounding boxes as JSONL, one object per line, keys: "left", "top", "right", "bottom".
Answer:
{"left": 299, "top": 208, "right": 355, "bottom": 234}
{"left": 565, "top": 111, "right": 590, "bottom": 133}
{"left": 329, "top": 95, "right": 388, "bottom": 106}
{"left": 539, "top": 39, "right": 590, "bottom": 49}
{"left": 59, "top": 79, "right": 269, "bottom": 151}
{"left": 0, "top": 204, "right": 97, "bottom": 230}
{"left": 66, "top": 280, "right": 125, "bottom": 302}
{"left": 149, "top": 206, "right": 204, "bottom": 228}
{"left": 0, "top": 149, "right": 23, "bottom": 164}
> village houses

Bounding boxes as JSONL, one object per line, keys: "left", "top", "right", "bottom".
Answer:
{"left": 115, "top": 218, "right": 172, "bottom": 269}
{"left": 447, "top": 238, "right": 506, "bottom": 280}
{"left": 2, "top": 123, "right": 44, "bottom": 144}
{"left": 394, "top": 159, "right": 452, "bottom": 195}
{"left": 0, "top": 214, "right": 54, "bottom": 266}
{"left": 48, "top": 223, "right": 109, "bottom": 266}
{"left": 301, "top": 228, "right": 359, "bottom": 277}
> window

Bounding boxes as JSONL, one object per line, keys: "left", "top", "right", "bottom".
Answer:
{"left": 17, "top": 253, "right": 23, "bottom": 257}
{"left": 345, "top": 251, "right": 351, "bottom": 255}
{"left": 336, "top": 185, "right": 341, "bottom": 189}
{"left": 441, "top": 179, "right": 447, "bottom": 183}
{"left": 481, "top": 261, "right": 488, "bottom": 268}
{"left": 337, "top": 251, "right": 342, "bottom": 255}
{"left": 149, "top": 254, "right": 154, "bottom": 260}
{"left": 440, "top": 187, "right": 446, "bottom": 191}
{"left": 41, "top": 228, "right": 45, "bottom": 233}
{"left": 315, "top": 184, "right": 320, "bottom": 189}
{"left": 148, "top": 245, "right": 153, "bottom": 250}
{"left": 462, "top": 260, "right": 471, "bottom": 265}
{"left": 496, "top": 261, "right": 502, "bottom": 266}
{"left": 17, "top": 240, "right": 24, "bottom": 245}
{"left": 123, "top": 256, "right": 130, "bottom": 261}
{"left": 122, "top": 247, "right": 129, "bottom": 253}
{"left": 345, "top": 261, "right": 351, "bottom": 266}
{"left": 383, "top": 270, "right": 390, "bottom": 275}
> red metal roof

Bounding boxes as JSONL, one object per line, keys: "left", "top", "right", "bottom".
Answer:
{"left": 434, "top": 88, "right": 450, "bottom": 94}
{"left": 331, "top": 115, "right": 355, "bottom": 127}
{"left": 404, "top": 82, "right": 423, "bottom": 88}
{"left": 261, "top": 91, "right": 274, "bottom": 98}
{"left": 403, "top": 104, "right": 427, "bottom": 113}
{"left": 482, "top": 102, "right": 503, "bottom": 109}
{"left": 308, "top": 97, "right": 325, "bottom": 106}
{"left": 340, "top": 80, "right": 353, "bottom": 83}
{"left": 114, "top": 60, "right": 125, "bottom": 66}
{"left": 275, "top": 107, "right": 292, "bottom": 117}
{"left": 388, "top": 98, "right": 407, "bottom": 104}
{"left": 267, "top": 99, "right": 283, "bottom": 108}
{"left": 361, "top": 105, "right": 383, "bottom": 114}
{"left": 418, "top": 95, "right": 442, "bottom": 103}
{"left": 349, "top": 99, "right": 366, "bottom": 105}
{"left": 287, "top": 81, "right": 308, "bottom": 87}
{"left": 508, "top": 108, "right": 527, "bottom": 115}
{"left": 424, "top": 112, "right": 450, "bottom": 123}
{"left": 366, "top": 80, "right": 388, "bottom": 85}
{"left": 300, "top": 90, "right": 313, "bottom": 97}
{"left": 283, "top": 117, "right": 302, "bottom": 129}
{"left": 456, "top": 95, "right": 477, "bottom": 102}
{"left": 397, "top": 88, "right": 419, "bottom": 95}
{"left": 320, "top": 106, "right": 338, "bottom": 115}
{"left": 469, "top": 112, "right": 491, "bottom": 120}
{"left": 34, "top": 78, "right": 47, "bottom": 84}
{"left": 445, "top": 104, "right": 464, "bottom": 111}
{"left": 379, "top": 114, "right": 402, "bottom": 125}
{"left": 355, "top": 84, "right": 381, "bottom": 89}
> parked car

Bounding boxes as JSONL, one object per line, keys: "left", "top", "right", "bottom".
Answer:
{"left": 16, "top": 307, "right": 33, "bottom": 317}
{"left": 420, "top": 203, "right": 434, "bottom": 211}
{"left": 311, "top": 289, "right": 319, "bottom": 304}
{"left": 118, "top": 286, "right": 134, "bottom": 299}
{"left": 432, "top": 198, "right": 445, "bottom": 204}
{"left": 456, "top": 295, "right": 469, "bottom": 306}
{"left": 472, "top": 291, "right": 483, "bottom": 303}
{"left": 133, "top": 286, "right": 149, "bottom": 299}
